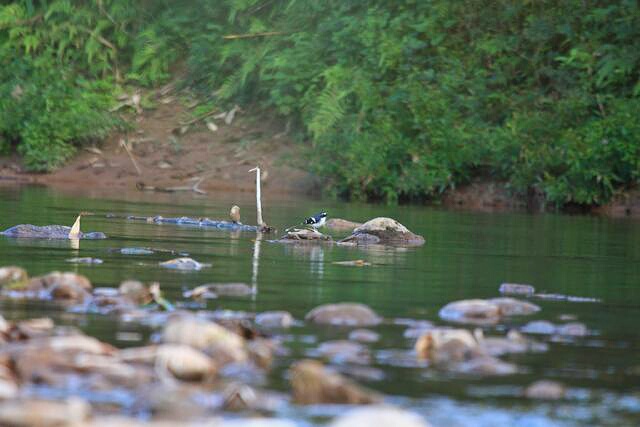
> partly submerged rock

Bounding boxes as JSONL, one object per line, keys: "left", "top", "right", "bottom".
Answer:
{"left": 163, "top": 316, "right": 247, "bottom": 365}
{"left": 118, "top": 280, "right": 151, "bottom": 305}
{"left": 255, "top": 311, "right": 294, "bottom": 329}
{"left": 349, "top": 329, "right": 380, "bottom": 343}
{"left": 23, "top": 272, "right": 93, "bottom": 302}
{"left": 499, "top": 283, "right": 535, "bottom": 296}
{"left": 329, "top": 405, "right": 430, "bottom": 427}
{"left": 524, "top": 380, "right": 566, "bottom": 400}
{"left": 438, "top": 299, "right": 502, "bottom": 326}
{"left": 339, "top": 217, "right": 424, "bottom": 247}
{"left": 0, "top": 398, "right": 91, "bottom": 427}
{"left": 306, "top": 303, "right": 382, "bottom": 327}
{"left": 1, "top": 224, "right": 106, "bottom": 240}
{"left": 66, "top": 257, "right": 103, "bottom": 264}
{"left": 290, "top": 359, "right": 382, "bottom": 404}
{"left": 315, "top": 340, "right": 371, "bottom": 365}
{"left": 325, "top": 218, "right": 363, "bottom": 232}
{"left": 119, "top": 344, "right": 217, "bottom": 382}
{"left": 0, "top": 266, "right": 28, "bottom": 288}
{"left": 487, "top": 298, "right": 540, "bottom": 316}
{"left": 276, "top": 228, "right": 332, "bottom": 243}
{"left": 159, "top": 257, "right": 210, "bottom": 271}
{"left": 415, "top": 328, "right": 478, "bottom": 362}
{"left": 186, "top": 283, "right": 252, "bottom": 298}
{"left": 521, "top": 320, "right": 557, "bottom": 335}
{"left": 439, "top": 298, "right": 540, "bottom": 325}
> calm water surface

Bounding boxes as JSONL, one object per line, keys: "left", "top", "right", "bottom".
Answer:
{"left": 1, "top": 186, "right": 639, "bottom": 426}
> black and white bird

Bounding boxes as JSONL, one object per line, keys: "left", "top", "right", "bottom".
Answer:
{"left": 303, "top": 211, "right": 327, "bottom": 229}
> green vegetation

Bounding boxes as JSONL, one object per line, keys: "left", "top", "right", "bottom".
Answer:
{"left": 1, "top": 1, "right": 639, "bottom": 206}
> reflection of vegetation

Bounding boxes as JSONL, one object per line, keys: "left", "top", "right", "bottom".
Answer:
{"left": 1, "top": 1, "right": 639, "bottom": 207}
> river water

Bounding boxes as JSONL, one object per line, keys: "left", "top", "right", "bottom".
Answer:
{"left": 1, "top": 186, "right": 639, "bottom": 426}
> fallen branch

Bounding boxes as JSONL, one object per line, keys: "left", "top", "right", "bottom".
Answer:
{"left": 120, "top": 139, "right": 142, "bottom": 176}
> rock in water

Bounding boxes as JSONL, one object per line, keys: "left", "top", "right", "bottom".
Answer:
{"left": 499, "top": 283, "right": 535, "bottom": 296}
{"left": 159, "top": 257, "right": 210, "bottom": 271}
{"left": 255, "top": 311, "right": 294, "bottom": 329}
{"left": 524, "top": 380, "right": 566, "bottom": 400}
{"left": 290, "top": 359, "right": 382, "bottom": 404}
{"left": 305, "top": 303, "right": 382, "bottom": 326}
{"left": 438, "top": 299, "right": 502, "bottom": 326}
{"left": 325, "top": 218, "right": 363, "bottom": 232}
{"left": 0, "top": 266, "right": 28, "bottom": 287}
{"left": 163, "top": 316, "right": 247, "bottom": 365}
{"left": 0, "top": 398, "right": 91, "bottom": 427}
{"left": 439, "top": 298, "right": 540, "bottom": 325}
{"left": 487, "top": 298, "right": 540, "bottom": 316}
{"left": 1, "top": 224, "right": 106, "bottom": 240}
{"left": 339, "top": 217, "right": 424, "bottom": 246}
{"left": 329, "top": 405, "right": 430, "bottom": 427}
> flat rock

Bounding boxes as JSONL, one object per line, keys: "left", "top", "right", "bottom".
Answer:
{"left": 305, "top": 303, "right": 382, "bottom": 327}
{"left": 66, "top": 257, "right": 103, "bottom": 264}
{"left": 329, "top": 405, "right": 430, "bottom": 427}
{"left": 1, "top": 224, "right": 106, "bottom": 240}
{"left": 348, "top": 329, "right": 380, "bottom": 343}
{"left": 487, "top": 298, "right": 540, "bottom": 316}
{"left": 499, "top": 283, "right": 535, "bottom": 296}
{"left": 198, "top": 283, "right": 252, "bottom": 297}
{"left": 438, "top": 299, "right": 502, "bottom": 326}
{"left": 290, "top": 359, "right": 382, "bottom": 404}
{"left": 315, "top": 340, "right": 371, "bottom": 365}
{"left": 521, "top": 320, "right": 557, "bottom": 335}
{"left": 339, "top": 217, "right": 425, "bottom": 247}
{"left": 159, "top": 257, "right": 210, "bottom": 271}
{"left": 276, "top": 228, "right": 332, "bottom": 243}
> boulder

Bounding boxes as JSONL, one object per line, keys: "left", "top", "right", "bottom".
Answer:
{"left": 499, "top": 283, "right": 535, "bottom": 296}
{"left": 339, "top": 217, "right": 424, "bottom": 247}
{"left": 305, "top": 303, "right": 382, "bottom": 327}
{"left": 290, "top": 359, "right": 382, "bottom": 404}
{"left": 329, "top": 405, "right": 430, "bottom": 427}
{"left": 120, "top": 344, "right": 216, "bottom": 382}
{"left": 163, "top": 316, "right": 247, "bottom": 365}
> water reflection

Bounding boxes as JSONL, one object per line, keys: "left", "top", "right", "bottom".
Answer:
{"left": 251, "top": 233, "right": 262, "bottom": 299}
{"left": 284, "top": 244, "right": 325, "bottom": 278}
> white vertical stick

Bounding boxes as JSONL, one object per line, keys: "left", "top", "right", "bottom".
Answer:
{"left": 249, "top": 167, "right": 264, "bottom": 227}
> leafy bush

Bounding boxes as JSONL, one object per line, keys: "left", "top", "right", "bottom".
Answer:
{"left": 1, "top": 0, "right": 639, "bottom": 206}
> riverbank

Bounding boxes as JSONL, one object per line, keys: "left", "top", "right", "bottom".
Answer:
{"left": 1, "top": 97, "right": 639, "bottom": 218}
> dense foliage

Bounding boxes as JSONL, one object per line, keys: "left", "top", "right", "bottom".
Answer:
{"left": 1, "top": 1, "right": 639, "bottom": 206}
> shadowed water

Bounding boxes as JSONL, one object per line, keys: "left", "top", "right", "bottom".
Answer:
{"left": 1, "top": 186, "right": 639, "bottom": 426}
